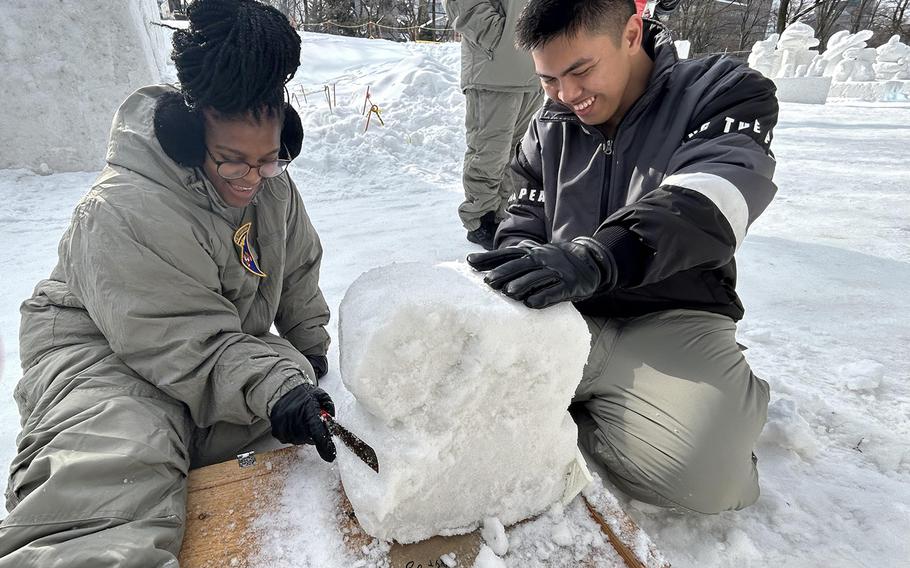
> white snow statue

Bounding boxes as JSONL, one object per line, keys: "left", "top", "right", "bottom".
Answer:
{"left": 875, "top": 35, "right": 910, "bottom": 80}
{"left": 775, "top": 22, "right": 820, "bottom": 78}
{"left": 336, "top": 262, "right": 593, "bottom": 544}
{"left": 805, "top": 30, "right": 871, "bottom": 77}
{"left": 749, "top": 25, "right": 830, "bottom": 104}
{"left": 0, "top": 0, "right": 169, "bottom": 173}
{"left": 748, "top": 33, "right": 780, "bottom": 77}
{"left": 834, "top": 46, "right": 878, "bottom": 81}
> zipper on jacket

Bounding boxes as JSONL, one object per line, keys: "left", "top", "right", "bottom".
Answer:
{"left": 602, "top": 139, "right": 614, "bottom": 156}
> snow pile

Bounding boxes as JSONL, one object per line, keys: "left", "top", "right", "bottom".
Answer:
{"left": 335, "top": 262, "right": 592, "bottom": 543}
{"left": 0, "top": 0, "right": 168, "bottom": 173}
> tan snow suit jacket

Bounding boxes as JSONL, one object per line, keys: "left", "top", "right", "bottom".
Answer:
{"left": 0, "top": 84, "right": 329, "bottom": 566}
{"left": 444, "top": 0, "right": 539, "bottom": 92}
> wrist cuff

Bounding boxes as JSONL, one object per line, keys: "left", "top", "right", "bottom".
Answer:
{"left": 590, "top": 226, "right": 650, "bottom": 288}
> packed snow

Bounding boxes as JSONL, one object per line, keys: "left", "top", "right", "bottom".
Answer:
{"left": 1, "top": 25, "right": 909, "bottom": 568}
{"left": 335, "top": 262, "right": 592, "bottom": 543}
{"left": 0, "top": 1, "right": 169, "bottom": 172}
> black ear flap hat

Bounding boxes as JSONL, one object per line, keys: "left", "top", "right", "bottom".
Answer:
{"left": 153, "top": 91, "right": 206, "bottom": 168}
{"left": 280, "top": 102, "right": 303, "bottom": 160}
{"left": 154, "top": 94, "right": 304, "bottom": 167}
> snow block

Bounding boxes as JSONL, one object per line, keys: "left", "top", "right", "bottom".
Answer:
{"left": 772, "top": 76, "right": 832, "bottom": 104}
{"left": 336, "top": 262, "right": 592, "bottom": 544}
{"left": 0, "top": 1, "right": 169, "bottom": 173}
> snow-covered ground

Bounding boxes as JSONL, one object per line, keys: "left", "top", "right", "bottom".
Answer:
{"left": 1, "top": 31, "right": 908, "bottom": 567}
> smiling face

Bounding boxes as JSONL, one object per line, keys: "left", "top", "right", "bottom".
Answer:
{"left": 531, "top": 16, "right": 646, "bottom": 128}
{"left": 201, "top": 109, "right": 282, "bottom": 208}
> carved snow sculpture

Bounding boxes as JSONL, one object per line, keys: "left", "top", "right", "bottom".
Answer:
{"left": 748, "top": 34, "right": 780, "bottom": 78}
{"left": 776, "top": 22, "right": 819, "bottom": 78}
{"left": 336, "top": 262, "right": 593, "bottom": 544}
{"left": 875, "top": 35, "right": 910, "bottom": 80}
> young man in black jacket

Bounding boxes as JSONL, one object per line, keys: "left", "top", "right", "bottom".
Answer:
{"left": 468, "top": 0, "right": 777, "bottom": 513}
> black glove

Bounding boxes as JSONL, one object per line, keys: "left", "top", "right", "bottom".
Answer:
{"left": 465, "top": 240, "right": 540, "bottom": 272}
{"left": 305, "top": 354, "right": 329, "bottom": 379}
{"left": 269, "top": 383, "right": 337, "bottom": 462}
{"left": 480, "top": 237, "right": 617, "bottom": 309}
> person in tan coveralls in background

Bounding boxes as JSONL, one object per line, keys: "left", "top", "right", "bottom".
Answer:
{"left": 0, "top": 1, "right": 337, "bottom": 565}
{"left": 445, "top": 0, "right": 544, "bottom": 250}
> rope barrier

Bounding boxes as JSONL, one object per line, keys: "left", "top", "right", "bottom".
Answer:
{"left": 298, "top": 19, "right": 453, "bottom": 33}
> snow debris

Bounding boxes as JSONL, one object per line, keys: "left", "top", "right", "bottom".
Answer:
{"left": 764, "top": 397, "right": 821, "bottom": 459}
{"left": 471, "top": 546, "right": 506, "bottom": 568}
{"left": 481, "top": 517, "right": 508, "bottom": 556}
{"left": 840, "top": 359, "right": 885, "bottom": 391}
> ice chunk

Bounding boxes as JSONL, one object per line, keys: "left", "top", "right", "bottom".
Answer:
{"left": 473, "top": 545, "right": 507, "bottom": 568}
{"left": 481, "top": 517, "right": 509, "bottom": 556}
{"left": 840, "top": 359, "right": 885, "bottom": 391}
{"left": 336, "top": 262, "right": 592, "bottom": 543}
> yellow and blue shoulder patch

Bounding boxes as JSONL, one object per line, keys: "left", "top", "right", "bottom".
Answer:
{"left": 233, "top": 222, "right": 267, "bottom": 278}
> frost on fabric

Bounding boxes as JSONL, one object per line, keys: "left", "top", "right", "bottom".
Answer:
{"left": 335, "top": 262, "right": 592, "bottom": 543}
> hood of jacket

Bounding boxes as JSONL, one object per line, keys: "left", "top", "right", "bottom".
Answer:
{"left": 102, "top": 84, "right": 249, "bottom": 224}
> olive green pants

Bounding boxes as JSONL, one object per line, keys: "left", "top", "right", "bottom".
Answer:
{"left": 0, "top": 335, "right": 311, "bottom": 567}
{"left": 572, "top": 309, "right": 770, "bottom": 513}
{"left": 458, "top": 88, "right": 544, "bottom": 230}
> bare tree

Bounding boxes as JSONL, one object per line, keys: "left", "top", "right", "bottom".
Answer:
{"left": 776, "top": 0, "right": 826, "bottom": 34}
{"left": 883, "top": 0, "right": 910, "bottom": 37}
{"left": 734, "top": 0, "right": 775, "bottom": 51}
{"left": 664, "top": 0, "right": 732, "bottom": 54}
{"left": 850, "top": 0, "right": 883, "bottom": 33}
{"left": 813, "top": 0, "right": 850, "bottom": 49}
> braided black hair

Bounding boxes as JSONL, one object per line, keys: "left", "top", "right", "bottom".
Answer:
{"left": 171, "top": 0, "right": 301, "bottom": 118}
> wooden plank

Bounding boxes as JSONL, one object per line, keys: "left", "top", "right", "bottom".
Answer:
{"left": 586, "top": 500, "right": 648, "bottom": 568}
{"left": 584, "top": 495, "right": 670, "bottom": 568}
{"left": 179, "top": 447, "right": 484, "bottom": 567}
{"left": 389, "top": 532, "right": 483, "bottom": 568}
{"left": 179, "top": 447, "right": 298, "bottom": 568}
{"left": 179, "top": 447, "right": 666, "bottom": 568}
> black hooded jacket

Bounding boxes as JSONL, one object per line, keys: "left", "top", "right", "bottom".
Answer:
{"left": 496, "top": 21, "right": 779, "bottom": 321}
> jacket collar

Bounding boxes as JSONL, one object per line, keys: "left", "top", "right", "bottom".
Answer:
{"left": 539, "top": 19, "right": 678, "bottom": 123}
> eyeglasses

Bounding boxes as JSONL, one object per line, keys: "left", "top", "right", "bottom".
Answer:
{"left": 205, "top": 147, "right": 291, "bottom": 180}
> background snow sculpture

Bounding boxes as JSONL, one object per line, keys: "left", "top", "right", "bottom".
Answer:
{"left": 775, "top": 22, "right": 820, "bottom": 78}
{"left": 874, "top": 35, "right": 910, "bottom": 80}
{"left": 748, "top": 23, "right": 831, "bottom": 104}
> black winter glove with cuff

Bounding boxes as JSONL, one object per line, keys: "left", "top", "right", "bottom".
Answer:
{"left": 467, "top": 227, "right": 648, "bottom": 309}
{"left": 270, "top": 383, "right": 337, "bottom": 462}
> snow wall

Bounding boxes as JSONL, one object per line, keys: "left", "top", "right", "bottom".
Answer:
{"left": 0, "top": 1, "right": 169, "bottom": 173}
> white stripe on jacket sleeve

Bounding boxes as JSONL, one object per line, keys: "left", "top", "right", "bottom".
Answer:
{"left": 661, "top": 172, "right": 749, "bottom": 250}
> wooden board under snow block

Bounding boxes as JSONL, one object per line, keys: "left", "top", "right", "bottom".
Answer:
{"left": 178, "top": 446, "right": 668, "bottom": 568}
